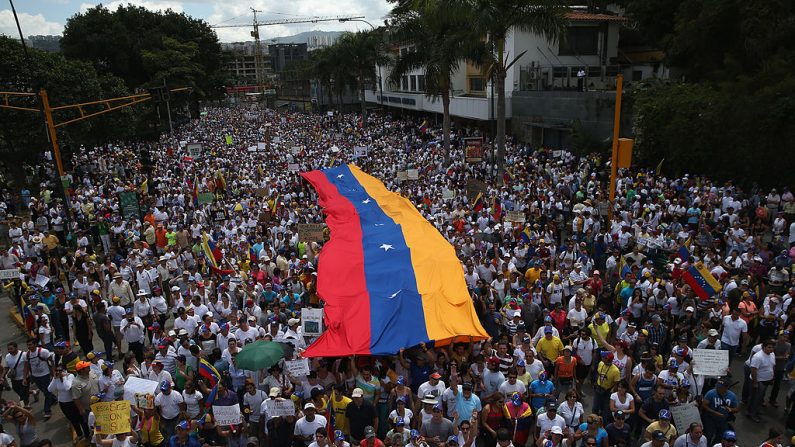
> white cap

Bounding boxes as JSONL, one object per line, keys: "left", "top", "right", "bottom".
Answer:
{"left": 304, "top": 402, "right": 316, "bottom": 410}
{"left": 351, "top": 388, "right": 364, "bottom": 398}
{"left": 288, "top": 318, "right": 300, "bottom": 326}
{"left": 685, "top": 306, "right": 695, "bottom": 312}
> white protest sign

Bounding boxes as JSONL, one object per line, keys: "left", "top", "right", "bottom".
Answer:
{"left": 692, "top": 349, "right": 729, "bottom": 377}
{"left": 301, "top": 307, "right": 323, "bottom": 336}
{"left": 327, "top": 111, "right": 334, "bottom": 117}
{"left": 247, "top": 145, "right": 258, "bottom": 153}
{"left": 265, "top": 399, "right": 295, "bottom": 417}
{"left": 505, "top": 211, "right": 526, "bottom": 223}
{"left": 212, "top": 404, "right": 243, "bottom": 426}
{"left": 123, "top": 376, "right": 158, "bottom": 403}
{"left": 354, "top": 146, "right": 368, "bottom": 157}
{"left": 288, "top": 163, "right": 300, "bottom": 172}
{"left": 33, "top": 274, "right": 49, "bottom": 288}
{"left": 187, "top": 143, "right": 203, "bottom": 159}
{"left": 285, "top": 358, "right": 310, "bottom": 377}
{"left": 407, "top": 169, "right": 419, "bottom": 180}
{"left": 257, "top": 142, "right": 267, "bottom": 150}
{"left": 291, "top": 146, "right": 301, "bottom": 155}
{"left": 442, "top": 190, "right": 456, "bottom": 200}
{"left": 669, "top": 402, "right": 701, "bottom": 434}
{"left": 0, "top": 269, "right": 20, "bottom": 280}
{"left": 272, "top": 136, "right": 281, "bottom": 144}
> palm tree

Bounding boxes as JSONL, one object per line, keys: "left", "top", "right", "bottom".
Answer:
{"left": 310, "top": 45, "right": 355, "bottom": 111}
{"left": 388, "top": 0, "right": 485, "bottom": 161}
{"left": 470, "top": 0, "right": 567, "bottom": 178}
{"left": 334, "top": 30, "right": 388, "bottom": 127}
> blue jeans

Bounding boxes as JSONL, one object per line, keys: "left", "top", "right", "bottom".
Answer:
{"left": 749, "top": 380, "right": 771, "bottom": 418}
{"left": 31, "top": 374, "right": 55, "bottom": 414}
{"left": 723, "top": 344, "right": 738, "bottom": 364}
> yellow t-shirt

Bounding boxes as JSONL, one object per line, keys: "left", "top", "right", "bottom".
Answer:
{"left": 646, "top": 421, "right": 677, "bottom": 439}
{"left": 589, "top": 322, "right": 610, "bottom": 348}
{"left": 535, "top": 336, "right": 564, "bottom": 362}
{"left": 331, "top": 395, "right": 352, "bottom": 434}
{"left": 596, "top": 362, "right": 620, "bottom": 391}
{"left": 525, "top": 267, "right": 542, "bottom": 285}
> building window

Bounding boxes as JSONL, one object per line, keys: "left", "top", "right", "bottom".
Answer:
{"left": 469, "top": 77, "right": 486, "bottom": 92}
{"left": 410, "top": 75, "right": 417, "bottom": 91}
{"left": 401, "top": 76, "right": 409, "bottom": 91}
{"left": 417, "top": 75, "right": 425, "bottom": 91}
{"left": 558, "top": 26, "right": 599, "bottom": 56}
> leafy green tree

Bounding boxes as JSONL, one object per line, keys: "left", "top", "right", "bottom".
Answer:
{"left": 0, "top": 36, "right": 135, "bottom": 171}
{"left": 469, "top": 0, "right": 567, "bottom": 177}
{"left": 334, "top": 30, "right": 388, "bottom": 126}
{"left": 388, "top": 0, "right": 485, "bottom": 160}
{"left": 61, "top": 4, "right": 226, "bottom": 98}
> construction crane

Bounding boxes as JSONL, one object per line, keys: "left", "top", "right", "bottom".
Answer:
{"left": 211, "top": 10, "right": 365, "bottom": 92}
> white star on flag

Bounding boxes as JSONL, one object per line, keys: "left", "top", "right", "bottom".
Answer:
{"left": 336, "top": 174, "right": 344, "bottom": 178}
{"left": 379, "top": 244, "right": 394, "bottom": 251}
{"left": 362, "top": 198, "right": 371, "bottom": 204}
{"left": 388, "top": 290, "right": 402, "bottom": 299}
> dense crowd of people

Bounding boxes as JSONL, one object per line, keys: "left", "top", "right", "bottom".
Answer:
{"left": 0, "top": 105, "right": 793, "bottom": 447}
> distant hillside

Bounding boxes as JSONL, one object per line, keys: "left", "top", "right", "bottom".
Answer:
{"left": 222, "top": 30, "right": 343, "bottom": 47}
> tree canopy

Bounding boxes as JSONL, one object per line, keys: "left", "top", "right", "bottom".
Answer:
{"left": 0, "top": 36, "right": 136, "bottom": 170}
{"left": 61, "top": 4, "right": 227, "bottom": 98}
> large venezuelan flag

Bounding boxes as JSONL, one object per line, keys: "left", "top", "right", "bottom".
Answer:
{"left": 683, "top": 261, "right": 722, "bottom": 300}
{"left": 301, "top": 164, "right": 489, "bottom": 357}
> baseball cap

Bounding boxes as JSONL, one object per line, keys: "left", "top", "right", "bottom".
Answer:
{"left": 410, "top": 429, "right": 421, "bottom": 439}
{"left": 723, "top": 431, "right": 737, "bottom": 441}
{"left": 247, "top": 437, "right": 258, "bottom": 446}
{"left": 658, "top": 409, "right": 671, "bottom": 420}
{"left": 603, "top": 352, "right": 614, "bottom": 362}
{"left": 433, "top": 403, "right": 443, "bottom": 412}
{"left": 364, "top": 426, "right": 375, "bottom": 438}
{"left": 447, "top": 435, "right": 459, "bottom": 445}
{"left": 395, "top": 416, "right": 405, "bottom": 426}
{"left": 303, "top": 403, "right": 315, "bottom": 410}
{"left": 430, "top": 372, "right": 442, "bottom": 379}
{"left": 615, "top": 410, "right": 625, "bottom": 419}
{"left": 652, "top": 430, "right": 667, "bottom": 441}
{"left": 550, "top": 426, "right": 563, "bottom": 435}
{"left": 176, "top": 420, "right": 190, "bottom": 430}
{"left": 351, "top": 388, "right": 364, "bottom": 398}
{"left": 335, "top": 430, "right": 345, "bottom": 441}
{"left": 708, "top": 328, "right": 719, "bottom": 337}
{"left": 75, "top": 361, "right": 91, "bottom": 370}
{"left": 544, "top": 326, "right": 553, "bottom": 334}
{"left": 269, "top": 387, "right": 280, "bottom": 397}
{"left": 160, "top": 380, "right": 171, "bottom": 391}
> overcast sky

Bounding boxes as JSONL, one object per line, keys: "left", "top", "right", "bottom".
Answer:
{"left": 0, "top": 0, "right": 392, "bottom": 42}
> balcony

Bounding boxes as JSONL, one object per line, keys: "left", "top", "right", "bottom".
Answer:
{"left": 365, "top": 90, "right": 511, "bottom": 121}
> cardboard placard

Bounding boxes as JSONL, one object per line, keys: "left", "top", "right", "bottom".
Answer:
{"left": 285, "top": 358, "right": 310, "bottom": 377}
{"left": 397, "top": 171, "right": 408, "bottom": 182}
{"left": 258, "top": 142, "right": 267, "bottom": 150}
{"left": 442, "top": 190, "right": 456, "bottom": 200}
{"left": 123, "top": 377, "right": 158, "bottom": 404}
{"left": 288, "top": 163, "right": 300, "bottom": 172}
{"left": 354, "top": 146, "right": 368, "bottom": 157}
{"left": 272, "top": 136, "right": 281, "bottom": 144}
{"left": 291, "top": 146, "right": 301, "bottom": 155}
{"left": 255, "top": 188, "right": 269, "bottom": 198}
{"left": 213, "top": 404, "right": 243, "bottom": 426}
{"left": 265, "top": 399, "right": 295, "bottom": 417}
{"left": 0, "top": 269, "right": 20, "bottom": 280}
{"left": 505, "top": 211, "right": 526, "bottom": 223}
{"left": 91, "top": 400, "right": 131, "bottom": 435}
{"left": 464, "top": 137, "right": 484, "bottom": 162}
{"left": 465, "top": 179, "right": 488, "bottom": 200}
{"left": 298, "top": 224, "right": 324, "bottom": 242}
{"left": 247, "top": 145, "right": 258, "bottom": 153}
{"left": 301, "top": 307, "right": 323, "bottom": 336}
{"left": 692, "top": 349, "right": 729, "bottom": 377}
{"left": 407, "top": 169, "right": 419, "bottom": 180}
{"left": 669, "top": 402, "right": 701, "bottom": 434}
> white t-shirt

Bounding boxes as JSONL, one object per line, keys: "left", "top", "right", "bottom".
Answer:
{"left": 243, "top": 389, "right": 267, "bottom": 422}
{"left": 5, "top": 352, "right": 25, "bottom": 380}
{"left": 0, "top": 433, "right": 14, "bottom": 446}
{"left": 417, "top": 381, "right": 446, "bottom": 399}
{"left": 182, "top": 390, "right": 203, "bottom": 418}
{"left": 154, "top": 390, "right": 184, "bottom": 419}
{"left": 536, "top": 413, "right": 566, "bottom": 434}
{"left": 720, "top": 316, "right": 747, "bottom": 346}
{"left": 294, "top": 415, "right": 327, "bottom": 444}
{"left": 23, "top": 347, "right": 52, "bottom": 377}
{"left": 750, "top": 350, "right": 776, "bottom": 382}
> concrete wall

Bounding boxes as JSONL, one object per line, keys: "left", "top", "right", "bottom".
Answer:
{"left": 511, "top": 90, "right": 620, "bottom": 144}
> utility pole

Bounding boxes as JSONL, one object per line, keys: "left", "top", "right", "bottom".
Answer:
{"left": 163, "top": 78, "right": 173, "bottom": 134}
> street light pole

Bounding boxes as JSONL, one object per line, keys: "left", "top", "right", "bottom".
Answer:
{"left": 339, "top": 18, "right": 384, "bottom": 109}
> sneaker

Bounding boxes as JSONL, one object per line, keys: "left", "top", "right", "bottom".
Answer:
{"left": 43, "top": 413, "right": 51, "bottom": 420}
{"left": 32, "top": 390, "right": 40, "bottom": 403}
